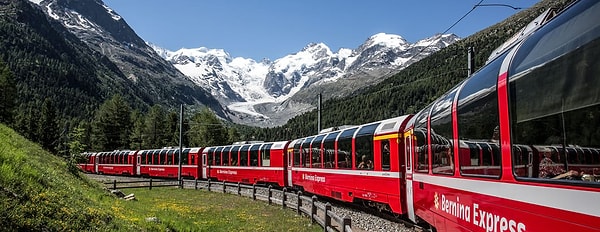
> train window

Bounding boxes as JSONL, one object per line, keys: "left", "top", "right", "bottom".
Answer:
{"left": 230, "top": 146, "right": 240, "bottom": 166}
{"left": 511, "top": 1, "right": 600, "bottom": 76}
{"left": 240, "top": 145, "right": 250, "bottom": 166}
{"left": 249, "top": 144, "right": 260, "bottom": 167}
{"left": 140, "top": 151, "right": 146, "bottom": 164}
{"left": 323, "top": 132, "right": 339, "bottom": 169}
{"left": 166, "top": 150, "right": 174, "bottom": 165}
{"left": 337, "top": 128, "right": 357, "bottom": 169}
{"left": 215, "top": 147, "right": 223, "bottom": 166}
{"left": 381, "top": 140, "right": 391, "bottom": 171}
{"left": 414, "top": 104, "right": 431, "bottom": 173}
{"left": 152, "top": 150, "right": 160, "bottom": 165}
{"left": 174, "top": 150, "right": 180, "bottom": 165}
{"left": 260, "top": 144, "right": 272, "bottom": 167}
{"left": 457, "top": 51, "right": 502, "bottom": 178}
{"left": 205, "top": 147, "right": 213, "bottom": 165}
{"left": 509, "top": 1, "right": 600, "bottom": 185}
{"left": 182, "top": 149, "right": 190, "bottom": 164}
{"left": 222, "top": 147, "right": 231, "bottom": 166}
{"left": 159, "top": 150, "right": 167, "bottom": 165}
{"left": 356, "top": 123, "right": 378, "bottom": 170}
{"left": 293, "top": 139, "right": 302, "bottom": 167}
{"left": 311, "top": 135, "right": 325, "bottom": 168}
{"left": 146, "top": 151, "right": 151, "bottom": 164}
{"left": 117, "top": 152, "right": 122, "bottom": 164}
{"left": 301, "top": 137, "right": 314, "bottom": 168}
{"left": 430, "top": 86, "right": 458, "bottom": 175}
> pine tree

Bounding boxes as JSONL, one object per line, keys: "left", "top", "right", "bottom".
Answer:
{"left": 0, "top": 60, "right": 16, "bottom": 125}
{"left": 227, "top": 127, "right": 240, "bottom": 144}
{"left": 91, "top": 94, "right": 132, "bottom": 151}
{"left": 38, "top": 98, "right": 59, "bottom": 153}
{"left": 142, "top": 105, "right": 167, "bottom": 149}
{"left": 68, "top": 124, "right": 87, "bottom": 158}
{"left": 188, "top": 107, "right": 227, "bottom": 147}
{"left": 166, "top": 110, "right": 179, "bottom": 146}
{"left": 129, "top": 110, "right": 144, "bottom": 150}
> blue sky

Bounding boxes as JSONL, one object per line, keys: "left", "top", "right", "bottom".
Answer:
{"left": 103, "top": 0, "right": 540, "bottom": 61}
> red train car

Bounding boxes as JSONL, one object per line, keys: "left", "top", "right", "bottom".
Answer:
{"left": 135, "top": 147, "right": 201, "bottom": 179}
{"left": 95, "top": 150, "right": 135, "bottom": 175}
{"left": 287, "top": 115, "right": 412, "bottom": 214}
{"left": 402, "top": 1, "right": 600, "bottom": 230}
{"left": 201, "top": 141, "right": 288, "bottom": 187}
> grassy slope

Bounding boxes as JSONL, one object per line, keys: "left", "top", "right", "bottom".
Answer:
{"left": 0, "top": 124, "right": 120, "bottom": 231}
{"left": 0, "top": 124, "right": 320, "bottom": 231}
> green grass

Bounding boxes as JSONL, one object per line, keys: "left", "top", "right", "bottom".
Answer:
{"left": 116, "top": 188, "right": 321, "bottom": 231}
{"left": 0, "top": 124, "right": 321, "bottom": 231}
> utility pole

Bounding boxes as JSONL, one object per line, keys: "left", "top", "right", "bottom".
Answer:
{"left": 178, "top": 104, "right": 183, "bottom": 187}
{"left": 468, "top": 47, "right": 475, "bottom": 77}
{"left": 317, "top": 93, "right": 322, "bottom": 133}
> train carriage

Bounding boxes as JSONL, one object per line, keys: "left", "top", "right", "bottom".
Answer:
{"left": 95, "top": 150, "right": 135, "bottom": 175}
{"left": 288, "top": 115, "right": 412, "bottom": 214}
{"left": 402, "top": 1, "right": 600, "bottom": 231}
{"left": 201, "top": 141, "right": 288, "bottom": 187}
{"left": 135, "top": 147, "right": 200, "bottom": 179}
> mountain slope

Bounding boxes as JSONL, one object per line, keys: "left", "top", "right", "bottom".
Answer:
{"left": 26, "top": 0, "right": 226, "bottom": 116}
{"left": 0, "top": 0, "right": 143, "bottom": 119}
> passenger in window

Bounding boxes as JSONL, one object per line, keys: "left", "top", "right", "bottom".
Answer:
{"left": 339, "top": 154, "right": 351, "bottom": 168}
{"left": 539, "top": 152, "right": 580, "bottom": 179}
{"left": 491, "top": 126, "right": 500, "bottom": 143}
{"left": 358, "top": 155, "right": 373, "bottom": 170}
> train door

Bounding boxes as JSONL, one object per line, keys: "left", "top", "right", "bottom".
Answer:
{"left": 287, "top": 149, "right": 293, "bottom": 187}
{"left": 94, "top": 154, "right": 99, "bottom": 173}
{"left": 404, "top": 130, "right": 416, "bottom": 222}
{"left": 202, "top": 153, "right": 208, "bottom": 179}
{"left": 136, "top": 154, "right": 141, "bottom": 175}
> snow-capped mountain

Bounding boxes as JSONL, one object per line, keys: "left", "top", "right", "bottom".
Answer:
{"left": 154, "top": 33, "right": 460, "bottom": 126}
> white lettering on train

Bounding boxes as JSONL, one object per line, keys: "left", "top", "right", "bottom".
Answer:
{"left": 217, "top": 170, "right": 237, "bottom": 175}
{"left": 441, "top": 194, "right": 470, "bottom": 222}
{"left": 302, "top": 174, "right": 326, "bottom": 183}
{"left": 436, "top": 193, "right": 526, "bottom": 232}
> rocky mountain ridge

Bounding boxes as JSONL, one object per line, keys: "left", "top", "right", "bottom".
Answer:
{"left": 155, "top": 33, "right": 460, "bottom": 126}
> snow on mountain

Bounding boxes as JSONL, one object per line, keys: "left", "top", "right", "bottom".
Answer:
{"left": 151, "top": 44, "right": 273, "bottom": 104}
{"left": 152, "top": 32, "right": 460, "bottom": 126}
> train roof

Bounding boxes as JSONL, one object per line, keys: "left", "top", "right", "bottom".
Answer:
{"left": 486, "top": 7, "right": 559, "bottom": 64}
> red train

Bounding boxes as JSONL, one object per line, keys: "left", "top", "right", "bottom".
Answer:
{"left": 79, "top": 1, "right": 600, "bottom": 231}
